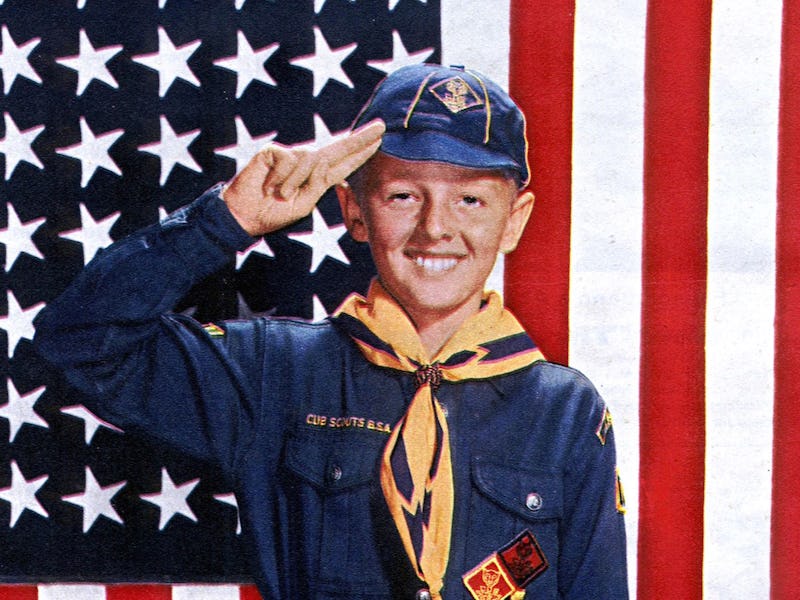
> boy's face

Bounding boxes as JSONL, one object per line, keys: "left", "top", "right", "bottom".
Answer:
{"left": 338, "top": 153, "right": 534, "bottom": 326}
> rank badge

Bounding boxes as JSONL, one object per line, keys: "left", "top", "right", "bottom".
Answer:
{"left": 429, "top": 76, "right": 483, "bottom": 114}
{"left": 463, "top": 530, "right": 548, "bottom": 600}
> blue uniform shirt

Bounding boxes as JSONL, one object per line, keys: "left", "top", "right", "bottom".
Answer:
{"left": 33, "top": 187, "right": 629, "bottom": 599}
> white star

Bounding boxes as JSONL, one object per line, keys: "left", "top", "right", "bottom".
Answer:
{"left": 213, "top": 31, "right": 278, "bottom": 99}
{"left": 138, "top": 115, "right": 201, "bottom": 186}
{"left": 389, "top": 0, "right": 427, "bottom": 9}
{"left": 59, "top": 203, "right": 120, "bottom": 266}
{"left": 0, "top": 290, "right": 44, "bottom": 358}
{"left": 0, "top": 460, "right": 48, "bottom": 527}
{"left": 213, "top": 492, "right": 241, "bottom": 534}
{"left": 214, "top": 115, "right": 276, "bottom": 174}
{"left": 290, "top": 26, "right": 357, "bottom": 97}
{"left": 312, "top": 295, "right": 329, "bottom": 322}
{"left": 0, "top": 25, "right": 41, "bottom": 95}
{"left": 131, "top": 27, "right": 201, "bottom": 97}
{"left": 55, "top": 117, "right": 124, "bottom": 188}
{"left": 60, "top": 405, "right": 123, "bottom": 445}
{"left": 0, "top": 203, "right": 44, "bottom": 269}
{"left": 62, "top": 466, "right": 126, "bottom": 533}
{"left": 367, "top": 30, "right": 434, "bottom": 74}
{"left": 140, "top": 467, "right": 199, "bottom": 530}
{"left": 55, "top": 29, "right": 122, "bottom": 96}
{"left": 287, "top": 208, "right": 349, "bottom": 273}
{"left": 236, "top": 237, "right": 274, "bottom": 269}
{"left": 0, "top": 380, "right": 46, "bottom": 443}
{"left": 0, "top": 112, "right": 44, "bottom": 180}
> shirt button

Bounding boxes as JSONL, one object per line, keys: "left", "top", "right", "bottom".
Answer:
{"left": 525, "top": 492, "right": 543, "bottom": 512}
{"left": 415, "top": 589, "right": 432, "bottom": 600}
{"left": 328, "top": 465, "right": 343, "bottom": 482}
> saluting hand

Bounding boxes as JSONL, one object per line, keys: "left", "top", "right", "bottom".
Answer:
{"left": 221, "top": 120, "right": 385, "bottom": 236}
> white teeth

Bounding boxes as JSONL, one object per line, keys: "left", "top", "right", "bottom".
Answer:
{"left": 413, "top": 256, "right": 458, "bottom": 272}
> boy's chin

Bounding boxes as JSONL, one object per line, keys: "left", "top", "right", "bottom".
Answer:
{"left": 394, "top": 287, "right": 483, "bottom": 322}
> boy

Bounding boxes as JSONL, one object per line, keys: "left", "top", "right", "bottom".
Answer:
{"left": 34, "top": 64, "right": 628, "bottom": 599}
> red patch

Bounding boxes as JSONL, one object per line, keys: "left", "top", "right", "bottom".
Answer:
{"left": 463, "top": 530, "right": 548, "bottom": 599}
{"left": 462, "top": 555, "right": 515, "bottom": 600}
{"left": 497, "top": 530, "right": 549, "bottom": 588}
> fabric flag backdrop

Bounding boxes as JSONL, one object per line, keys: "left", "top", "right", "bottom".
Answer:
{"left": 0, "top": 0, "right": 791, "bottom": 599}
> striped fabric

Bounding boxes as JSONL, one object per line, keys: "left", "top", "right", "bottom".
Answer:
{"left": 1, "top": 0, "right": 791, "bottom": 598}
{"left": 507, "top": 1, "right": 784, "bottom": 598}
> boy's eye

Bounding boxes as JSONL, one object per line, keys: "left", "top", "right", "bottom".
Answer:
{"left": 460, "top": 195, "right": 482, "bottom": 206}
{"left": 388, "top": 192, "right": 416, "bottom": 203}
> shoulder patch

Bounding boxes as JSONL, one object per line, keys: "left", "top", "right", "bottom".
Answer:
{"left": 615, "top": 467, "right": 626, "bottom": 514}
{"left": 595, "top": 405, "right": 613, "bottom": 445}
{"left": 202, "top": 323, "right": 226, "bottom": 338}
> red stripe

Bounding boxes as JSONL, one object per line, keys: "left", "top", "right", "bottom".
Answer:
{"left": 638, "top": 2, "right": 711, "bottom": 598}
{"left": 106, "top": 584, "right": 172, "bottom": 599}
{"left": 506, "top": 0, "right": 574, "bottom": 366}
{"left": 772, "top": 0, "right": 800, "bottom": 596}
{"left": 0, "top": 586, "right": 37, "bottom": 599}
{"left": 240, "top": 585, "right": 263, "bottom": 599}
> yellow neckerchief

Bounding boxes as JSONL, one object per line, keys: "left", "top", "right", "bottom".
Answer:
{"left": 333, "top": 281, "right": 545, "bottom": 599}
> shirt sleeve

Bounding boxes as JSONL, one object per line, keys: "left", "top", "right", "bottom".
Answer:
{"left": 33, "top": 184, "right": 263, "bottom": 473}
{"left": 559, "top": 380, "right": 629, "bottom": 599}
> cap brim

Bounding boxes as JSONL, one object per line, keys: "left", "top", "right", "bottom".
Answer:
{"left": 379, "top": 131, "right": 525, "bottom": 184}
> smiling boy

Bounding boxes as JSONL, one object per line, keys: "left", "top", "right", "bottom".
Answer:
{"left": 34, "top": 65, "right": 628, "bottom": 599}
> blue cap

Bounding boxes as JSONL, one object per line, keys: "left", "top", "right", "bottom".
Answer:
{"left": 353, "top": 64, "right": 529, "bottom": 187}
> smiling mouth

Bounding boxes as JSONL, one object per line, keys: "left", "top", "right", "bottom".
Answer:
{"left": 407, "top": 253, "right": 461, "bottom": 273}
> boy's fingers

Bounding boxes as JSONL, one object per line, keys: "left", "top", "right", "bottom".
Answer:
{"left": 322, "top": 120, "right": 385, "bottom": 169}
{"left": 260, "top": 144, "right": 298, "bottom": 195}
{"left": 322, "top": 137, "right": 383, "bottom": 188}
{"left": 279, "top": 150, "right": 316, "bottom": 200}
{"left": 281, "top": 120, "right": 384, "bottom": 203}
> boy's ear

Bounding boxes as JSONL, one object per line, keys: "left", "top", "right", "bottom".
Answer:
{"left": 499, "top": 190, "right": 535, "bottom": 254}
{"left": 336, "top": 182, "right": 369, "bottom": 243}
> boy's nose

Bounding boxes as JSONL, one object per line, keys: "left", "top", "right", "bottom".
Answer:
{"left": 417, "top": 200, "right": 453, "bottom": 241}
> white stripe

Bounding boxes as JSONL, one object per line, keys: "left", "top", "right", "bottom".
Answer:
{"left": 440, "top": 0, "right": 510, "bottom": 88}
{"left": 38, "top": 585, "right": 106, "bottom": 600}
{"left": 704, "top": 2, "right": 780, "bottom": 596}
{"left": 440, "top": 0, "right": 511, "bottom": 295}
{"left": 570, "top": 1, "right": 646, "bottom": 596}
{"left": 171, "top": 584, "right": 241, "bottom": 600}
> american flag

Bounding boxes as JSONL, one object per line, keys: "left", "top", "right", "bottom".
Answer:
{"left": 0, "top": 0, "right": 435, "bottom": 598}
{"left": 0, "top": 0, "right": 793, "bottom": 598}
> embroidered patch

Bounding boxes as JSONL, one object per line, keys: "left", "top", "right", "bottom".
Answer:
{"left": 429, "top": 76, "right": 483, "bottom": 113}
{"left": 595, "top": 405, "right": 613, "bottom": 445}
{"left": 202, "top": 323, "right": 225, "bottom": 338}
{"left": 463, "top": 530, "right": 548, "bottom": 600}
{"left": 463, "top": 554, "right": 515, "bottom": 600}
{"left": 615, "top": 467, "right": 626, "bottom": 514}
{"left": 497, "top": 530, "right": 549, "bottom": 588}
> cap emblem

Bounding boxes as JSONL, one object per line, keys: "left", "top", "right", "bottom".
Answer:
{"left": 429, "top": 76, "right": 483, "bottom": 113}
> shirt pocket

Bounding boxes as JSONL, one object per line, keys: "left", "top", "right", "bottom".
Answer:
{"left": 466, "top": 456, "right": 563, "bottom": 598}
{"left": 282, "top": 432, "right": 396, "bottom": 598}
